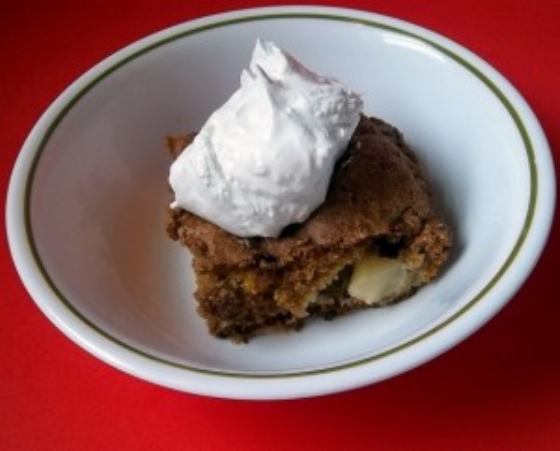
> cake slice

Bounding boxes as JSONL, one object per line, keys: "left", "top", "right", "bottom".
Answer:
{"left": 166, "top": 115, "right": 452, "bottom": 341}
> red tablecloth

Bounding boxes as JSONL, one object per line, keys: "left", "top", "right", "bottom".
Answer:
{"left": 1, "top": 1, "right": 559, "bottom": 450}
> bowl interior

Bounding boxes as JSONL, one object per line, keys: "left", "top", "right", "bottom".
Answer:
{"left": 25, "top": 13, "right": 532, "bottom": 375}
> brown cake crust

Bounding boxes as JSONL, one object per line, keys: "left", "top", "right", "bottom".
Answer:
{"left": 166, "top": 116, "right": 452, "bottom": 340}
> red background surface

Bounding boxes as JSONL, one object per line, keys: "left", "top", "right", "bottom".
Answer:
{"left": 1, "top": 1, "right": 558, "bottom": 450}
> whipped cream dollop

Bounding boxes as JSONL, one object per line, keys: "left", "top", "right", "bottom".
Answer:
{"left": 169, "top": 39, "right": 363, "bottom": 237}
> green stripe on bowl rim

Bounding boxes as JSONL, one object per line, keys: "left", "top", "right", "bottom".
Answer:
{"left": 24, "top": 11, "right": 538, "bottom": 379}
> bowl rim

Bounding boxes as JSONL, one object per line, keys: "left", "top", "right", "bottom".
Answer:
{"left": 6, "top": 5, "right": 556, "bottom": 399}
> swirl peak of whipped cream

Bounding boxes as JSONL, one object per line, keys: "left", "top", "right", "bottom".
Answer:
{"left": 169, "top": 39, "right": 363, "bottom": 237}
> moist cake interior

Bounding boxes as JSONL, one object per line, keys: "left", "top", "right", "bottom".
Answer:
{"left": 166, "top": 116, "right": 452, "bottom": 342}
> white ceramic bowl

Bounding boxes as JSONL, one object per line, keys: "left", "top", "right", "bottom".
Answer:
{"left": 7, "top": 6, "right": 555, "bottom": 399}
